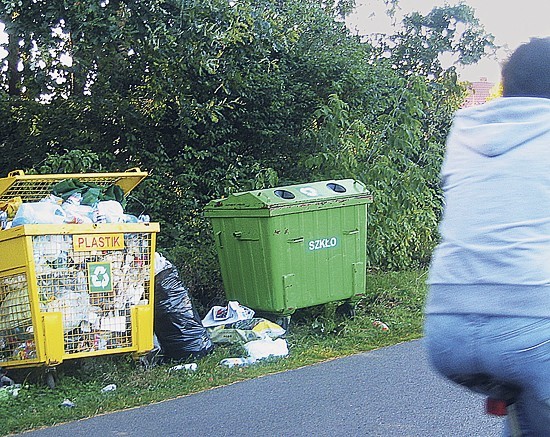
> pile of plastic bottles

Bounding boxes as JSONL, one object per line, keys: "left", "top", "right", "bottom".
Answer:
{"left": 0, "top": 193, "right": 150, "bottom": 229}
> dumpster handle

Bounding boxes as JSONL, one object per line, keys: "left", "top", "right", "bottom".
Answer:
{"left": 232, "top": 231, "right": 259, "bottom": 241}
{"left": 216, "top": 231, "right": 223, "bottom": 248}
{"left": 344, "top": 229, "right": 359, "bottom": 235}
{"left": 287, "top": 237, "right": 304, "bottom": 243}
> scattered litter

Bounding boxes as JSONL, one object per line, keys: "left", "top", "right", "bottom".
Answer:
{"left": 373, "top": 320, "right": 390, "bottom": 331}
{"left": 208, "top": 318, "right": 285, "bottom": 345}
{"left": 0, "top": 367, "right": 14, "bottom": 387}
{"left": 101, "top": 384, "right": 117, "bottom": 393}
{"left": 60, "top": 399, "right": 75, "bottom": 408}
{"left": 244, "top": 337, "right": 289, "bottom": 362}
{"left": 0, "top": 384, "right": 21, "bottom": 401}
{"left": 219, "top": 337, "right": 289, "bottom": 369}
{"left": 169, "top": 363, "right": 198, "bottom": 372}
{"left": 202, "top": 301, "right": 255, "bottom": 327}
{"left": 219, "top": 357, "right": 254, "bottom": 368}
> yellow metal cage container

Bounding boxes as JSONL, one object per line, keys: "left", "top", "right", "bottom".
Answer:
{"left": 0, "top": 168, "right": 159, "bottom": 385}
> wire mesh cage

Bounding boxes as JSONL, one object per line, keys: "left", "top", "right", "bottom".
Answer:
{"left": 0, "top": 169, "right": 159, "bottom": 372}
{"left": 0, "top": 168, "right": 147, "bottom": 203}
{"left": 0, "top": 225, "right": 158, "bottom": 368}
{"left": 33, "top": 232, "right": 153, "bottom": 356}
{"left": 0, "top": 273, "right": 36, "bottom": 362}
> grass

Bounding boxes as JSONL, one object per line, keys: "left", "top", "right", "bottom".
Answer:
{"left": 0, "top": 269, "right": 428, "bottom": 436}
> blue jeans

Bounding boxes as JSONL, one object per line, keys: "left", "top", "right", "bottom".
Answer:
{"left": 424, "top": 314, "right": 550, "bottom": 436}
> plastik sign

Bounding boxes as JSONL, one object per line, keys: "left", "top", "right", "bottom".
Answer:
{"left": 73, "top": 234, "right": 125, "bottom": 251}
{"left": 307, "top": 237, "right": 339, "bottom": 252}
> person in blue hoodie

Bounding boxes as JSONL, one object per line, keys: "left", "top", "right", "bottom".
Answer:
{"left": 425, "top": 37, "right": 550, "bottom": 435}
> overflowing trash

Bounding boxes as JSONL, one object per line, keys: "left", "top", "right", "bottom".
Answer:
{"left": 151, "top": 257, "right": 289, "bottom": 370}
{"left": 0, "top": 178, "right": 154, "bottom": 359}
{"left": 0, "top": 170, "right": 159, "bottom": 381}
{"left": 0, "top": 232, "right": 154, "bottom": 362}
{"left": 0, "top": 171, "right": 293, "bottom": 381}
{"left": 153, "top": 253, "right": 214, "bottom": 362}
{"left": 2, "top": 178, "right": 149, "bottom": 229}
{"left": 201, "top": 302, "right": 289, "bottom": 368}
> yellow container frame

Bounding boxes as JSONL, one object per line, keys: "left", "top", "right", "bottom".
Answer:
{"left": 0, "top": 167, "right": 148, "bottom": 203}
{"left": 0, "top": 169, "right": 159, "bottom": 372}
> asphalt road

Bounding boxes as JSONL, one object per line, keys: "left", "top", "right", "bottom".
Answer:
{"left": 19, "top": 339, "right": 504, "bottom": 436}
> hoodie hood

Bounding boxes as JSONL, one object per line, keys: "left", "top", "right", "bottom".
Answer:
{"left": 451, "top": 97, "right": 550, "bottom": 157}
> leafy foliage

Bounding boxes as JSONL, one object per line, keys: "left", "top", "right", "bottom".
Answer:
{"left": 376, "top": 3, "right": 496, "bottom": 78}
{"left": 0, "top": 0, "right": 494, "bottom": 302}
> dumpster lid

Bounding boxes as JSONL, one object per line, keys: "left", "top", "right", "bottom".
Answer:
{"left": 205, "top": 179, "right": 372, "bottom": 211}
{"left": 0, "top": 167, "right": 148, "bottom": 203}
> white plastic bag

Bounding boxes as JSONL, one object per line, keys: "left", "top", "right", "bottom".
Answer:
{"left": 95, "top": 200, "right": 124, "bottom": 223}
{"left": 244, "top": 337, "right": 289, "bottom": 362}
{"left": 12, "top": 202, "right": 66, "bottom": 226}
{"left": 154, "top": 252, "right": 172, "bottom": 275}
{"left": 46, "top": 290, "right": 91, "bottom": 332}
{"left": 62, "top": 203, "right": 94, "bottom": 224}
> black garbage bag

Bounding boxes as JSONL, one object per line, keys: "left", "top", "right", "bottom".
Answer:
{"left": 154, "top": 260, "right": 213, "bottom": 361}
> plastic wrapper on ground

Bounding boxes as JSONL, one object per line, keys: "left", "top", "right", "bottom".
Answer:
{"left": 244, "top": 337, "right": 289, "bottom": 362}
{"left": 208, "top": 318, "right": 286, "bottom": 344}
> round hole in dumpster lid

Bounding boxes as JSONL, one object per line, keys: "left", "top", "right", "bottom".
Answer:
{"left": 274, "top": 189, "right": 295, "bottom": 200}
{"left": 326, "top": 182, "right": 346, "bottom": 193}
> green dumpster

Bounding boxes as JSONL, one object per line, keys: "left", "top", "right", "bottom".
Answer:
{"left": 204, "top": 179, "right": 373, "bottom": 317}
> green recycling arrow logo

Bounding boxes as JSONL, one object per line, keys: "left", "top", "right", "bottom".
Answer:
{"left": 88, "top": 262, "right": 113, "bottom": 293}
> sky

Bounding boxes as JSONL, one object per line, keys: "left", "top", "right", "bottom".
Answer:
{"left": 346, "top": 0, "right": 550, "bottom": 83}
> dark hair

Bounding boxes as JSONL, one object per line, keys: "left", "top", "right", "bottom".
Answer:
{"left": 502, "top": 37, "right": 550, "bottom": 99}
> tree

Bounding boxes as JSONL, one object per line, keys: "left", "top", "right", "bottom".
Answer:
{"left": 298, "top": 3, "right": 494, "bottom": 269}
{"left": 376, "top": 3, "right": 495, "bottom": 79}
{"left": 0, "top": 0, "right": 496, "bottom": 303}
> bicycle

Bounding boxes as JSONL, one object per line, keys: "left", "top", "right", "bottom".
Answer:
{"left": 454, "top": 374, "right": 522, "bottom": 437}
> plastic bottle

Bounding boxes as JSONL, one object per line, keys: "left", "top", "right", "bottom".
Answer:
{"left": 93, "top": 208, "right": 107, "bottom": 223}
{"left": 60, "top": 399, "right": 75, "bottom": 408}
{"left": 101, "top": 384, "right": 117, "bottom": 393}
{"left": 373, "top": 320, "right": 390, "bottom": 331}
{"left": 169, "top": 363, "right": 198, "bottom": 372}
{"left": 65, "top": 192, "right": 82, "bottom": 205}
{"left": 219, "top": 357, "right": 252, "bottom": 368}
{"left": 0, "top": 211, "right": 7, "bottom": 230}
